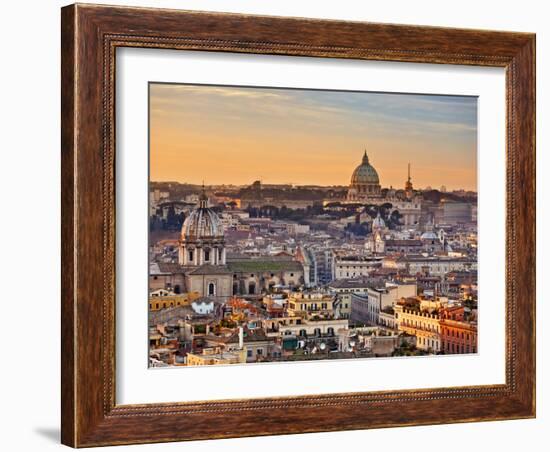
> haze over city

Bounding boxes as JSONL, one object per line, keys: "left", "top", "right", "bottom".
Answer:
{"left": 149, "top": 83, "right": 477, "bottom": 191}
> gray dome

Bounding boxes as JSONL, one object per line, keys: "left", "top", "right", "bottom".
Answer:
{"left": 351, "top": 151, "right": 380, "bottom": 185}
{"left": 181, "top": 193, "right": 224, "bottom": 239}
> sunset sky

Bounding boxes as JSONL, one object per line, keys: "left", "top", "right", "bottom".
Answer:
{"left": 149, "top": 83, "right": 477, "bottom": 191}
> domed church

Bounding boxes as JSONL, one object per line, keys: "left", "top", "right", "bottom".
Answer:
{"left": 346, "top": 150, "right": 382, "bottom": 202}
{"left": 177, "top": 188, "right": 233, "bottom": 298}
{"left": 157, "top": 187, "right": 305, "bottom": 300}
{"left": 178, "top": 190, "right": 226, "bottom": 266}
{"left": 343, "top": 149, "right": 423, "bottom": 226}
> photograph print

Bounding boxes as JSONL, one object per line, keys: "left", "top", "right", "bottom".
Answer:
{"left": 148, "top": 83, "right": 478, "bottom": 368}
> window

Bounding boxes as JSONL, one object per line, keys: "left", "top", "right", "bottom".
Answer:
{"left": 247, "top": 350, "right": 253, "bottom": 358}
{"left": 256, "top": 349, "right": 263, "bottom": 355}
{"left": 208, "top": 282, "right": 215, "bottom": 296}
{"left": 204, "top": 250, "right": 210, "bottom": 261}
{"left": 188, "top": 250, "right": 194, "bottom": 261}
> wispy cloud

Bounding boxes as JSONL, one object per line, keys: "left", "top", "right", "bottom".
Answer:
{"left": 149, "top": 83, "right": 477, "bottom": 190}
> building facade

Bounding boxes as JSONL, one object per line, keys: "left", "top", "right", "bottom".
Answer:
{"left": 394, "top": 298, "right": 443, "bottom": 352}
{"left": 439, "top": 306, "right": 478, "bottom": 354}
{"left": 332, "top": 255, "right": 383, "bottom": 280}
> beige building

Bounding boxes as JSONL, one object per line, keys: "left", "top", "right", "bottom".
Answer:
{"left": 287, "top": 291, "right": 336, "bottom": 319}
{"left": 383, "top": 255, "right": 477, "bottom": 277}
{"left": 350, "top": 283, "right": 417, "bottom": 326}
{"left": 328, "top": 279, "right": 371, "bottom": 319}
{"left": 148, "top": 290, "right": 200, "bottom": 311}
{"left": 204, "top": 328, "right": 278, "bottom": 363}
{"left": 149, "top": 262, "right": 186, "bottom": 294}
{"left": 268, "top": 318, "right": 349, "bottom": 339}
{"left": 186, "top": 348, "right": 246, "bottom": 366}
{"left": 394, "top": 297, "right": 445, "bottom": 352}
{"left": 185, "top": 265, "right": 233, "bottom": 298}
{"left": 332, "top": 255, "right": 383, "bottom": 280}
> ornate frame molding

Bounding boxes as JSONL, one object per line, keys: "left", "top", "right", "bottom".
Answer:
{"left": 61, "top": 4, "right": 535, "bottom": 447}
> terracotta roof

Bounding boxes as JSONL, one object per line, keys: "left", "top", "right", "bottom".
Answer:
{"left": 205, "top": 328, "right": 273, "bottom": 345}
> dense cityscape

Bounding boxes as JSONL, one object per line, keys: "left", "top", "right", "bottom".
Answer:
{"left": 148, "top": 151, "right": 478, "bottom": 367}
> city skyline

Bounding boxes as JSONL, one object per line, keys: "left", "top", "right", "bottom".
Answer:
{"left": 148, "top": 84, "right": 479, "bottom": 367}
{"left": 150, "top": 83, "right": 477, "bottom": 191}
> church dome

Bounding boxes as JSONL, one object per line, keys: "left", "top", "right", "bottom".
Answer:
{"left": 181, "top": 191, "right": 224, "bottom": 240}
{"left": 351, "top": 151, "right": 380, "bottom": 185}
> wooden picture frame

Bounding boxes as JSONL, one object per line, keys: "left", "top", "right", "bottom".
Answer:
{"left": 61, "top": 3, "right": 535, "bottom": 447}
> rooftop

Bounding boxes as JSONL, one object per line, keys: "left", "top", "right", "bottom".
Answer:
{"left": 187, "top": 264, "right": 232, "bottom": 275}
{"left": 227, "top": 259, "right": 303, "bottom": 273}
{"left": 328, "top": 278, "right": 372, "bottom": 289}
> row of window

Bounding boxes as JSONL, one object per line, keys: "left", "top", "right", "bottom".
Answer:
{"left": 444, "top": 342, "right": 475, "bottom": 354}
{"left": 443, "top": 329, "right": 475, "bottom": 341}
{"left": 236, "top": 273, "right": 294, "bottom": 278}
{"left": 149, "top": 300, "right": 182, "bottom": 310}
{"left": 401, "top": 318, "right": 440, "bottom": 333}
{"left": 290, "top": 302, "right": 330, "bottom": 311}
{"left": 246, "top": 348, "right": 263, "bottom": 358}
{"left": 417, "top": 336, "right": 438, "bottom": 350}
{"left": 188, "top": 248, "right": 223, "bottom": 262}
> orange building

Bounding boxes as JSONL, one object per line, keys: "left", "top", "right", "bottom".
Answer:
{"left": 439, "top": 306, "right": 477, "bottom": 354}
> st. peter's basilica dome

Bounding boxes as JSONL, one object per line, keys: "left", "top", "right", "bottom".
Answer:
{"left": 347, "top": 150, "right": 382, "bottom": 202}
{"left": 350, "top": 151, "right": 380, "bottom": 185}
